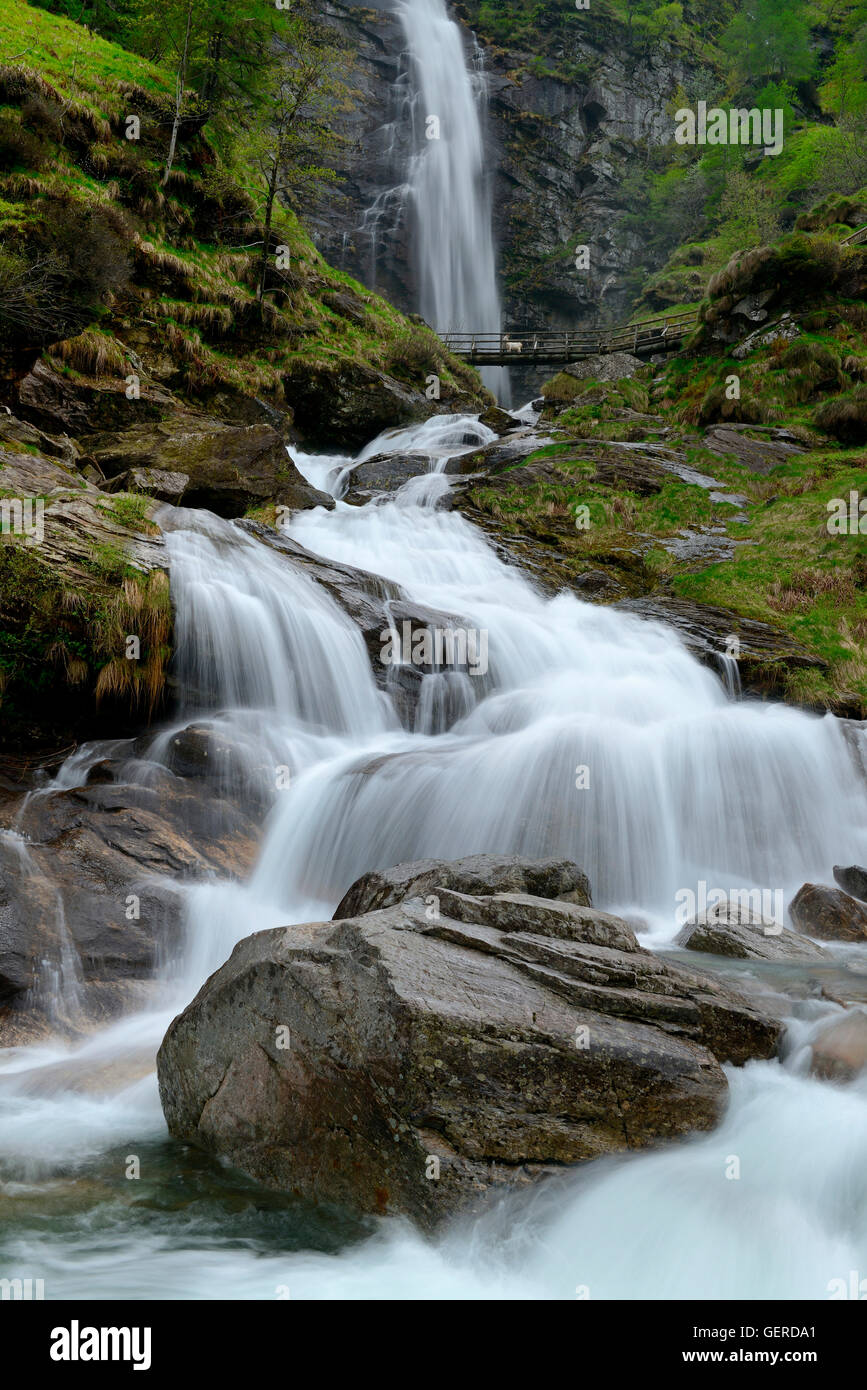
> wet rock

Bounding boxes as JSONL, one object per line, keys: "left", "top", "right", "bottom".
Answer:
{"left": 0, "top": 771, "right": 260, "bottom": 1039}
{"left": 701, "top": 424, "right": 805, "bottom": 474}
{"left": 478, "top": 405, "right": 523, "bottom": 435}
{"left": 618, "top": 595, "right": 827, "bottom": 703}
{"left": 158, "top": 868, "right": 780, "bottom": 1227}
{"left": 833, "top": 865, "right": 867, "bottom": 903}
{"left": 676, "top": 897, "right": 830, "bottom": 962}
{"left": 106, "top": 467, "right": 189, "bottom": 504}
{"left": 810, "top": 1011, "right": 867, "bottom": 1081}
{"left": 344, "top": 452, "right": 429, "bottom": 498}
{"left": 334, "top": 852, "right": 593, "bottom": 917}
{"left": 444, "top": 430, "right": 550, "bottom": 476}
{"left": 790, "top": 883, "right": 867, "bottom": 942}
{"left": 84, "top": 415, "right": 332, "bottom": 518}
{"left": 282, "top": 360, "right": 444, "bottom": 450}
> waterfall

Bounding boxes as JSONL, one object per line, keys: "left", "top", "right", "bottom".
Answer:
{"left": 397, "top": 0, "right": 509, "bottom": 401}
{"left": 1, "top": 421, "right": 866, "bottom": 1298}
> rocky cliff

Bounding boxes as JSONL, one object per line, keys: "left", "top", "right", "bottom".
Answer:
{"left": 317, "top": 0, "right": 702, "bottom": 329}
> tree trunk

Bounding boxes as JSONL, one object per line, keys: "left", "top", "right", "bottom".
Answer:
{"left": 257, "top": 174, "right": 277, "bottom": 306}
{"left": 163, "top": 0, "right": 194, "bottom": 187}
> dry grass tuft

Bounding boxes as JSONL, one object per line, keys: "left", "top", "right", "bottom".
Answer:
{"left": 769, "top": 566, "right": 857, "bottom": 613}
{"left": 52, "top": 329, "right": 128, "bottom": 378}
{"left": 94, "top": 568, "right": 172, "bottom": 716}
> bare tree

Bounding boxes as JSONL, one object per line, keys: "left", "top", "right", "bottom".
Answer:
{"left": 162, "top": 0, "right": 194, "bottom": 186}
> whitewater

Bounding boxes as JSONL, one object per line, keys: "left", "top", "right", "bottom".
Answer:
{"left": 1, "top": 414, "right": 867, "bottom": 1300}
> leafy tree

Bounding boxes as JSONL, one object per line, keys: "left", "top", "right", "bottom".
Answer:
{"left": 810, "top": 115, "right": 867, "bottom": 198}
{"left": 130, "top": 0, "right": 277, "bottom": 174}
{"left": 244, "top": 19, "right": 353, "bottom": 305}
{"left": 718, "top": 167, "right": 782, "bottom": 249}
{"left": 824, "top": 16, "right": 867, "bottom": 117}
{"left": 721, "top": 0, "right": 816, "bottom": 90}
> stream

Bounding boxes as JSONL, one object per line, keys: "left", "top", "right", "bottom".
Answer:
{"left": 1, "top": 417, "right": 867, "bottom": 1299}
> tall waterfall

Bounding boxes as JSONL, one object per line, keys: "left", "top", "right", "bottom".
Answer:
{"left": 397, "top": 0, "right": 509, "bottom": 400}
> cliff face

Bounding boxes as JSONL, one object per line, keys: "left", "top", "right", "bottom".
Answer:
{"left": 317, "top": 1, "right": 700, "bottom": 330}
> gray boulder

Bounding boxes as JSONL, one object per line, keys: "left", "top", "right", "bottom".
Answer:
{"left": 158, "top": 859, "right": 781, "bottom": 1228}
{"left": 334, "top": 853, "right": 593, "bottom": 918}
{"left": 833, "top": 865, "right": 867, "bottom": 904}
{"left": 676, "top": 896, "right": 830, "bottom": 962}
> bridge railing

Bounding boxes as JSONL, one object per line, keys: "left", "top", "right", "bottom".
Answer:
{"left": 441, "top": 309, "right": 698, "bottom": 360}
{"left": 841, "top": 223, "right": 867, "bottom": 246}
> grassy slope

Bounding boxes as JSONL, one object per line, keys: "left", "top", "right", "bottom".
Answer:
{"left": 0, "top": 0, "right": 488, "bottom": 748}
{"left": 0, "top": 0, "right": 481, "bottom": 401}
{"left": 467, "top": 259, "right": 867, "bottom": 713}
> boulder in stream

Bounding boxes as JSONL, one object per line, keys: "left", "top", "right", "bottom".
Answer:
{"left": 810, "top": 1011, "right": 867, "bottom": 1081}
{"left": 676, "top": 897, "right": 831, "bottom": 962}
{"left": 833, "top": 865, "right": 867, "bottom": 904}
{"left": 158, "top": 856, "right": 781, "bottom": 1228}
{"left": 790, "top": 882, "right": 867, "bottom": 942}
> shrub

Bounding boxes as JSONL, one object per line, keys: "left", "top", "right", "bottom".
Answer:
{"left": 0, "top": 114, "right": 45, "bottom": 171}
{"left": 384, "top": 327, "right": 443, "bottom": 378}
{"left": 21, "top": 94, "right": 64, "bottom": 142}
{"left": 0, "top": 201, "right": 133, "bottom": 353}
{"left": 813, "top": 394, "right": 867, "bottom": 443}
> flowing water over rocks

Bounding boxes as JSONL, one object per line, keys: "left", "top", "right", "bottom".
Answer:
{"left": 1, "top": 416, "right": 867, "bottom": 1297}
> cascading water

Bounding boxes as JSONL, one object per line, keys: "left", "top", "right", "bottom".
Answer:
{"left": 1, "top": 419, "right": 867, "bottom": 1299}
{"left": 394, "top": 0, "right": 509, "bottom": 401}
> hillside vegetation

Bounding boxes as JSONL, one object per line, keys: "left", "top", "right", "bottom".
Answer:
{"left": 465, "top": 228, "right": 867, "bottom": 715}
{"left": 0, "top": 0, "right": 481, "bottom": 405}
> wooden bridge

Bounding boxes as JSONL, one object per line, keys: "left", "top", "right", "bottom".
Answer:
{"left": 440, "top": 309, "right": 699, "bottom": 366}
{"left": 841, "top": 222, "right": 867, "bottom": 246}
{"left": 441, "top": 222, "right": 867, "bottom": 366}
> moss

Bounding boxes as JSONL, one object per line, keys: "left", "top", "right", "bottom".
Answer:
{"left": 97, "top": 492, "right": 157, "bottom": 533}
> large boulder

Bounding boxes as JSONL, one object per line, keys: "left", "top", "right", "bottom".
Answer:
{"left": 106, "top": 467, "right": 189, "bottom": 504}
{"left": 343, "top": 452, "right": 429, "bottom": 500}
{"left": 16, "top": 358, "right": 173, "bottom": 435}
{"left": 790, "top": 883, "right": 867, "bottom": 942}
{"left": 83, "top": 414, "right": 333, "bottom": 518}
{"left": 334, "top": 853, "right": 593, "bottom": 917}
{"left": 676, "top": 896, "right": 830, "bottom": 962}
{"left": 158, "top": 859, "right": 781, "bottom": 1227}
{"left": 443, "top": 430, "right": 548, "bottom": 476}
{"left": 282, "top": 361, "right": 436, "bottom": 450}
{"left": 0, "top": 766, "right": 260, "bottom": 1040}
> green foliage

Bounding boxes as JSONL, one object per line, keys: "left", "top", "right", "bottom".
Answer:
{"left": 721, "top": 0, "right": 816, "bottom": 89}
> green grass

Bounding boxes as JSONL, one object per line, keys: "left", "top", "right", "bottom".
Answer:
{"left": 0, "top": 0, "right": 170, "bottom": 112}
{"left": 673, "top": 451, "right": 867, "bottom": 700}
